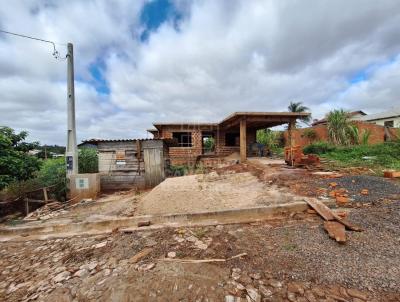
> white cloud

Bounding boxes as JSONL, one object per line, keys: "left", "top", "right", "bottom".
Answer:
{"left": 0, "top": 0, "right": 400, "bottom": 145}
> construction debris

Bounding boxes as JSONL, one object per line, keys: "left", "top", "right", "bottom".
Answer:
{"left": 137, "top": 220, "right": 151, "bottom": 227}
{"left": 384, "top": 170, "right": 400, "bottom": 178}
{"left": 129, "top": 248, "right": 153, "bottom": 263}
{"left": 324, "top": 221, "right": 346, "bottom": 243}
{"left": 23, "top": 199, "right": 94, "bottom": 221}
{"left": 304, "top": 198, "right": 363, "bottom": 243}
{"left": 159, "top": 253, "right": 247, "bottom": 264}
{"left": 284, "top": 146, "right": 320, "bottom": 167}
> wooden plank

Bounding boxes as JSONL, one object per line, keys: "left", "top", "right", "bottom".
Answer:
{"left": 324, "top": 221, "right": 346, "bottom": 243}
{"left": 331, "top": 212, "right": 363, "bottom": 232}
{"left": 43, "top": 188, "right": 48, "bottom": 202}
{"left": 240, "top": 118, "right": 247, "bottom": 163}
{"left": 305, "top": 198, "right": 363, "bottom": 231}
{"left": 129, "top": 248, "right": 153, "bottom": 263}
{"left": 304, "top": 198, "right": 335, "bottom": 221}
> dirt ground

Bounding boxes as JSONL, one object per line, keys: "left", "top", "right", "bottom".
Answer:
{"left": 1, "top": 200, "right": 400, "bottom": 302}
{"left": 137, "top": 171, "right": 305, "bottom": 215}
{"left": 1, "top": 158, "right": 399, "bottom": 301}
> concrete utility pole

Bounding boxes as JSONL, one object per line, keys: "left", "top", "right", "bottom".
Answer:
{"left": 65, "top": 43, "right": 78, "bottom": 176}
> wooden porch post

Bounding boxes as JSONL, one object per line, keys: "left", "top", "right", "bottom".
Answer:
{"left": 288, "top": 118, "right": 295, "bottom": 166}
{"left": 240, "top": 118, "right": 247, "bottom": 163}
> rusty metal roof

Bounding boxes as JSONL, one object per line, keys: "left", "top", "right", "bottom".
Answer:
{"left": 79, "top": 138, "right": 163, "bottom": 145}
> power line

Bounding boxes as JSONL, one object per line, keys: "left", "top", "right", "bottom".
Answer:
{"left": 0, "top": 29, "right": 67, "bottom": 60}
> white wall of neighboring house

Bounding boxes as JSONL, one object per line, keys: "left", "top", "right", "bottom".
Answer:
{"left": 352, "top": 109, "right": 400, "bottom": 128}
{"left": 368, "top": 117, "right": 400, "bottom": 128}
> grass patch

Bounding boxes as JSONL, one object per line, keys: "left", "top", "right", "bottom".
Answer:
{"left": 305, "top": 141, "right": 400, "bottom": 174}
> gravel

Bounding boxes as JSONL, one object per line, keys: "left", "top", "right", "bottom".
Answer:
{"left": 319, "top": 175, "right": 400, "bottom": 202}
{"left": 258, "top": 201, "right": 400, "bottom": 292}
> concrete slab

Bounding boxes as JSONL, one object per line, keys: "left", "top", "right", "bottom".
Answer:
{"left": 0, "top": 199, "right": 335, "bottom": 241}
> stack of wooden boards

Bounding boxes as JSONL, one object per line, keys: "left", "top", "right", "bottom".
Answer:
{"left": 305, "top": 198, "right": 363, "bottom": 243}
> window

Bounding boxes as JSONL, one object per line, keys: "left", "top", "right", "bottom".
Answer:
{"left": 225, "top": 132, "right": 240, "bottom": 146}
{"left": 173, "top": 132, "right": 192, "bottom": 147}
{"left": 384, "top": 120, "right": 394, "bottom": 127}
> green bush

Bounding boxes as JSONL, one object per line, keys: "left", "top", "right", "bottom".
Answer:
{"left": 36, "top": 158, "right": 67, "bottom": 201}
{"left": 257, "top": 129, "right": 279, "bottom": 149}
{"left": 326, "top": 142, "right": 400, "bottom": 170}
{"left": 303, "top": 141, "right": 336, "bottom": 154}
{"left": 2, "top": 158, "right": 67, "bottom": 201}
{"left": 168, "top": 165, "right": 189, "bottom": 176}
{"left": 0, "top": 126, "right": 42, "bottom": 190}
{"left": 302, "top": 128, "right": 317, "bottom": 142}
{"left": 78, "top": 148, "right": 98, "bottom": 173}
{"left": 203, "top": 137, "right": 215, "bottom": 152}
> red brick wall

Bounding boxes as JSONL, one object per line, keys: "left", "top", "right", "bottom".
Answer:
{"left": 158, "top": 126, "right": 257, "bottom": 165}
{"left": 283, "top": 121, "right": 393, "bottom": 148}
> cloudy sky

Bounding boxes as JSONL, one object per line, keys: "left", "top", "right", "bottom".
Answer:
{"left": 1, "top": 0, "right": 400, "bottom": 145}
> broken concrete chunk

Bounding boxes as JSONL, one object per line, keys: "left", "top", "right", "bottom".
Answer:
{"left": 53, "top": 271, "right": 71, "bottom": 283}
{"left": 73, "top": 269, "right": 89, "bottom": 278}
{"left": 92, "top": 241, "right": 107, "bottom": 249}
{"left": 137, "top": 221, "right": 151, "bottom": 227}
{"left": 167, "top": 252, "right": 176, "bottom": 258}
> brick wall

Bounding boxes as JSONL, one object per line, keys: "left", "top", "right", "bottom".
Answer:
{"left": 283, "top": 121, "right": 396, "bottom": 148}
{"left": 158, "top": 126, "right": 257, "bottom": 165}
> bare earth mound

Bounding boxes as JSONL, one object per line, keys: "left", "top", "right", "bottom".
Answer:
{"left": 137, "top": 172, "right": 305, "bottom": 215}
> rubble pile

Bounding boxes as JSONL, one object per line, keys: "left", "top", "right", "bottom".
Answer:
{"left": 23, "top": 199, "right": 94, "bottom": 221}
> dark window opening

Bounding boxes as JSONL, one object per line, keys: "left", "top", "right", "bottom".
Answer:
{"left": 225, "top": 132, "right": 240, "bottom": 146}
{"left": 384, "top": 120, "right": 394, "bottom": 127}
{"left": 173, "top": 132, "right": 192, "bottom": 147}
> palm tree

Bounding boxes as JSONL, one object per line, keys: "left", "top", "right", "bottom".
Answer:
{"left": 288, "top": 101, "right": 311, "bottom": 124}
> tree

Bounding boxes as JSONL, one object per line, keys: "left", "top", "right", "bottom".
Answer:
{"left": 326, "top": 109, "right": 350, "bottom": 145}
{"left": 256, "top": 129, "right": 278, "bottom": 149}
{"left": 78, "top": 147, "right": 98, "bottom": 173}
{"left": 288, "top": 101, "right": 311, "bottom": 125}
{"left": 0, "top": 127, "right": 42, "bottom": 189}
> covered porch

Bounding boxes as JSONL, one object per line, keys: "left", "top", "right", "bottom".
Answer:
{"left": 218, "top": 112, "right": 310, "bottom": 163}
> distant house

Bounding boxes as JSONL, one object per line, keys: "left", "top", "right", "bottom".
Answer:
{"left": 351, "top": 109, "right": 400, "bottom": 128}
{"left": 312, "top": 111, "right": 366, "bottom": 126}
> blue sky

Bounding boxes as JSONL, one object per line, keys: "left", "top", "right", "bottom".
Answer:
{"left": 0, "top": 0, "right": 399, "bottom": 144}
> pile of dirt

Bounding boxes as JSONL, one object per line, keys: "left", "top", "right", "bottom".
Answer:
{"left": 137, "top": 171, "right": 305, "bottom": 215}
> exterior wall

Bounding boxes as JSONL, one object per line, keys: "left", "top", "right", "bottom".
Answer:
{"left": 69, "top": 173, "right": 100, "bottom": 201}
{"left": 283, "top": 122, "right": 397, "bottom": 148}
{"left": 96, "top": 140, "right": 167, "bottom": 190}
{"left": 367, "top": 117, "right": 400, "bottom": 128}
{"left": 158, "top": 126, "right": 257, "bottom": 165}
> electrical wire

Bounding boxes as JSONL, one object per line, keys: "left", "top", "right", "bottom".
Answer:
{"left": 0, "top": 29, "right": 67, "bottom": 60}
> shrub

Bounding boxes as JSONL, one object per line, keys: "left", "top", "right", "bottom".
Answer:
{"left": 347, "top": 124, "right": 359, "bottom": 145}
{"left": 302, "top": 128, "right": 317, "bottom": 143}
{"left": 257, "top": 129, "right": 278, "bottom": 149}
{"left": 303, "top": 141, "right": 336, "bottom": 154}
{"left": 203, "top": 137, "right": 215, "bottom": 152}
{"left": 327, "top": 109, "right": 350, "bottom": 145}
{"left": 361, "top": 129, "right": 371, "bottom": 145}
{"left": 168, "top": 165, "right": 189, "bottom": 176}
{"left": 2, "top": 158, "right": 67, "bottom": 202}
{"left": 78, "top": 148, "right": 98, "bottom": 173}
{"left": 36, "top": 158, "right": 67, "bottom": 201}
